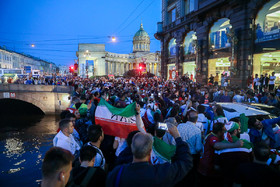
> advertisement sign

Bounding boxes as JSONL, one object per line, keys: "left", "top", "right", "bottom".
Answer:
{"left": 24, "top": 66, "right": 31, "bottom": 73}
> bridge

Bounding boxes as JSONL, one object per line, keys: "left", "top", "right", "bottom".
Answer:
{"left": 0, "top": 84, "right": 73, "bottom": 115}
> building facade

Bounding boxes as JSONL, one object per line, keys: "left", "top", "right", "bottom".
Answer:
{"left": 155, "top": 0, "right": 280, "bottom": 87}
{"left": 76, "top": 23, "right": 161, "bottom": 77}
{"left": 0, "top": 46, "right": 57, "bottom": 74}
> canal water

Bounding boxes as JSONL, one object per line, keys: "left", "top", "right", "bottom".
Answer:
{"left": 0, "top": 115, "right": 59, "bottom": 186}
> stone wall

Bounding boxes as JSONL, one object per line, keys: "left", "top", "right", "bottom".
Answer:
{"left": 0, "top": 84, "right": 73, "bottom": 115}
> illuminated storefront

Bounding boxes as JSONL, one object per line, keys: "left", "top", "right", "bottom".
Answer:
{"left": 253, "top": 52, "right": 280, "bottom": 85}
{"left": 208, "top": 57, "right": 231, "bottom": 78}
{"left": 208, "top": 18, "right": 232, "bottom": 79}
{"left": 254, "top": 0, "right": 280, "bottom": 85}
{"left": 167, "top": 63, "right": 176, "bottom": 79}
{"left": 183, "top": 61, "right": 196, "bottom": 80}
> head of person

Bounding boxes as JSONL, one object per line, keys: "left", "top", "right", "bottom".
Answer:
{"left": 253, "top": 141, "right": 270, "bottom": 162}
{"left": 131, "top": 132, "right": 153, "bottom": 161}
{"left": 72, "top": 96, "right": 80, "bottom": 105}
{"left": 255, "top": 74, "right": 258, "bottom": 77}
{"left": 154, "top": 123, "right": 166, "bottom": 139}
{"left": 65, "top": 113, "right": 76, "bottom": 126}
{"left": 41, "top": 147, "right": 74, "bottom": 187}
{"left": 188, "top": 110, "right": 198, "bottom": 123}
{"left": 80, "top": 95, "right": 87, "bottom": 103}
{"left": 226, "top": 121, "right": 241, "bottom": 138}
{"left": 213, "top": 122, "right": 226, "bottom": 140}
{"left": 59, "top": 119, "right": 74, "bottom": 136}
{"left": 126, "top": 130, "right": 140, "bottom": 148}
{"left": 79, "top": 145, "right": 97, "bottom": 167}
{"left": 272, "top": 72, "right": 275, "bottom": 76}
{"left": 248, "top": 118, "right": 263, "bottom": 130}
{"left": 60, "top": 110, "right": 70, "bottom": 120}
{"left": 214, "top": 105, "right": 225, "bottom": 117}
{"left": 87, "top": 125, "right": 104, "bottom": 144}
{"left": 164, "top": 117, "right": 178, "bottom": 127}
{"left": 74, "top": 110, "right": 80, "bottom": 119}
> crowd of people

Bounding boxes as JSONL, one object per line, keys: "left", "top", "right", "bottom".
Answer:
{"left": 208, "top": 72, "right": 280, "bottom": 107}
{"left": 22, "top": 75, "right": 280, "bottom": 186}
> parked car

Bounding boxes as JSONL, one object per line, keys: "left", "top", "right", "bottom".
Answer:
{"left": 202, "top": 102, "right": 271, "bottom": 121}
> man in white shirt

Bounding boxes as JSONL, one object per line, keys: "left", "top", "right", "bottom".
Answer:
{"left": 253, "top": 74, "right": 260, "bottom": 92}
{"left": 53, "top": 119, "right": 81, "bottom": 156}
{"left": 269, "top": 72, "right": 276, "bottom": 92}
{"left": 176, "top": 110, "right": 203, "bottom": 186}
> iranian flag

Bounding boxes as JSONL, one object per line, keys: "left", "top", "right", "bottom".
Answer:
{"left": 95, "top": 98, "right": 138, "bottom": 138}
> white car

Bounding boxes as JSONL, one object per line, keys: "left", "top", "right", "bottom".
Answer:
{"left": 203, "top": 102, "right": 270, "bottom": 121}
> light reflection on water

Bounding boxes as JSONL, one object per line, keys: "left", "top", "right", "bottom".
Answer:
{"left": 0, "top": 115, "right": 59, "bottom": 187}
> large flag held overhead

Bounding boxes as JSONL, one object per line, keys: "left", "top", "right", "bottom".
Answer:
{"left": 95, "top": 98, "right": 138, "bottom": 138}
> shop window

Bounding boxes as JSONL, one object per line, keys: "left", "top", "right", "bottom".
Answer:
{"left": 253, "top": 52, "right": 280, "bottom": 84}
{"left": 209, "top": 18, "right": 232, "bottom": 49}
{"left": 168, "top": 38, "right": 177, "bottom": 57}
{"left": 183, "top": 31, "right": 197, "bottom": 55}
{"left": 255, "top": 0, "right": 280, "bottom": 43}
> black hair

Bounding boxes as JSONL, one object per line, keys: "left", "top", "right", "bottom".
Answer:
{"left": 65, "top": 113, "right": 75, "bottom": 119}
{"left": 155, "top": 128, "right": 166, "bottom": 138}
{"left": 215, "top": 105, "right": 225, "bottom": 117}
{"left": 79, "top": 145, "right": 97, "bottom": 162}
{"left": 212, "top": 122, "right": 225, "bottom": 134}
{"left": 42, "top": 147, "right": 74, "bottom": 178}
{"left": 197, "top": 105, "right": 205, "bottom": 114}
{"left": 126, "top": 130, "right": 140, "bottom": 147}
{"left": 87, "top": 125, "right": 103, "bottom": 143}
{"left": 253, "top": 142, "right": 270, "bottom": 162}
{"left": 248, "top": 118, "right": 257, "bottom": 128}
{"left": 60, "top": 110, "right": 70, "bottom": 120}
{"left": 59, "top": 119, "right": 71, "bottom": 130}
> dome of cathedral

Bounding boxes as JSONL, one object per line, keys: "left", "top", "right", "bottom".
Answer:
{"left": 133, "top": 23, "right": 150, "bottom": 39}
{"left": 133, "top": 23, "right": 150, "bottom": 52}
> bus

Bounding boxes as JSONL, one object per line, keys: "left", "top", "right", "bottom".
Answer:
{"left": 0, "top": 68, "right": 25, "bottom": 77}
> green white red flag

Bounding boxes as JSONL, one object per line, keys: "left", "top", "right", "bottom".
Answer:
{"left": 95, "top": 98, "right": 138, "bottom": 138}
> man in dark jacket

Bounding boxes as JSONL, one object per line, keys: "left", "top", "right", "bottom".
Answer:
{"left": 106, "top": 124, "right": 193, "bottom": 187}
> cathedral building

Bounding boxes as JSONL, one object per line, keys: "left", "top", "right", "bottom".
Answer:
{"left": 76, "top": 23, "right": 161, "bottom": 77}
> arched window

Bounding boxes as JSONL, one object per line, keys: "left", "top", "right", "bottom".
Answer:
{"left": 183, "top": 31, "right": 197, "bottom": 55}
{"left": 168, "top": 38, "right": 176, "bottom": 56}
{"left": 255, "top": 0, "right": 280, "bottom": 42}
{"left": 209, "top": 18, "right": 232, "bottom": 49}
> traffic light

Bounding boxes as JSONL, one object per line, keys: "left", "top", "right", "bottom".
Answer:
{"left": 69, "top": 66, "right": 74, "bottom": 73}
{"left": 139, "top": 63, "right": 146, "bottom": 72}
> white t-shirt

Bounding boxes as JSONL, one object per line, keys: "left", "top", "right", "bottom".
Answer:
{"left": 269, "top": 76, "right": 276, "bottom": 85}
{"left": 53, "top": 131, "right": 81, "bottom": 155}
{"left": 254, "top": 78, "right": 260, "bottom": 86}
